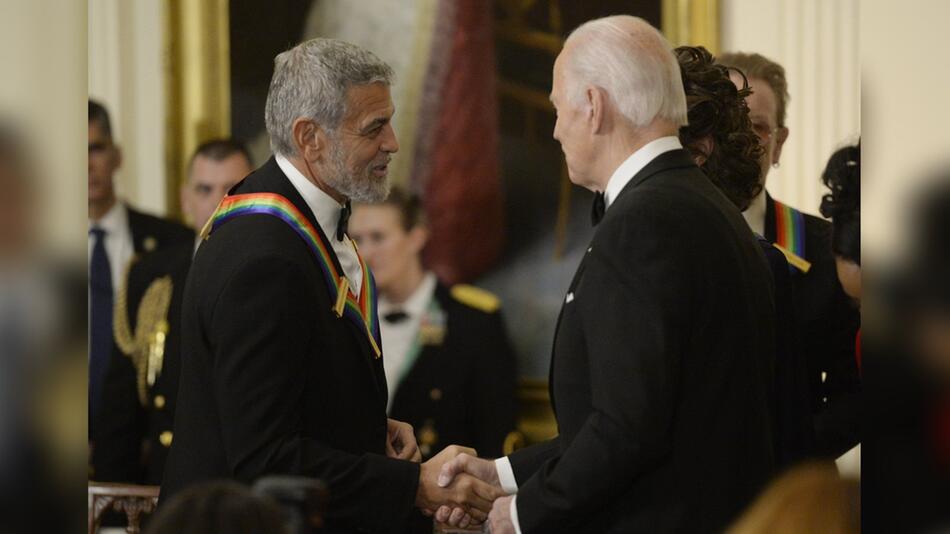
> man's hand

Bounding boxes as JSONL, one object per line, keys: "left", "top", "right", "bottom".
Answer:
{"left": 416, "top": 445, "right": 505, "bottom": 525}
{"left": 434, "top": 452, "right": 505, "bottom": 526}
{"left": 485, "top": 495, "right": 516, "bottom": 534}
{"left": 386, "top": 418, "right": 421, "bottom": 462}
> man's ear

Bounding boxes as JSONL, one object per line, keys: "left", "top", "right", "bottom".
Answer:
{"left": 773, "top": 126, "right": 790, "bottom": 165}
{"left": 112, "top": 144, "right": 123, "bottom": 170}
{"left": 588, "top": 86, "right": 606, "bottom": 134}
{"left": 407, "top": 225, "right": 429, "bottom": 254}
{"left": 291, "top": 118, "right": 326, "bottom": 161}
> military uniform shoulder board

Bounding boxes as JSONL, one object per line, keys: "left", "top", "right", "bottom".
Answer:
{"left": 450, "top": 284, "right": 500, "bottom": 313}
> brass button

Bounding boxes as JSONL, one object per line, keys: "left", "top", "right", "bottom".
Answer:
{"left": 153, "top": 395, "right": 166, "bottom": 409}
{"left": 429, "top": 388, "right": 442, "bottom": 401}
{"left": 159, "top": 431, "right": 173, "bottom": 447}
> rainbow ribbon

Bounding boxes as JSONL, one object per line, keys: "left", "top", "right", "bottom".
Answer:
{"left": 772, "top": 197, "right": 811, "bottom": 273}
{"left": 205, "top": 193, "right": 381, "bottom": 358}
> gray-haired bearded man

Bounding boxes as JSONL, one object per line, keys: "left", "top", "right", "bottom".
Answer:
{"left": 160, "top": 38, "right": 501, "bottom": 533}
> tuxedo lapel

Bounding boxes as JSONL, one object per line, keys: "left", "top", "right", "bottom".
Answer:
{"left": 232, "top": 158, "right": 385, "bottom": 391}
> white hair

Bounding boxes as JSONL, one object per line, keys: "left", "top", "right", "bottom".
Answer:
{"left": 265, "top": 38, "right": 394, "bottom": 157}
{"left": 563, "top": 15, "right": 688, "bottom": 128}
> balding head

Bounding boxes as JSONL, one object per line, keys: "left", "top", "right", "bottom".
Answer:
{"left": 562, "top": 15, "right": 687, "bottom": 128}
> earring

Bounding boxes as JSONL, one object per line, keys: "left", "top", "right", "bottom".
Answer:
{"left": 772, "top": 161, "right": 780, "bottom": 169}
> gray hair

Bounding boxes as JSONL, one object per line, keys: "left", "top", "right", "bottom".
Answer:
{"left": 564, "top": 16, "right": 688, "bottom": 128}
{"left": 265, "top": 38, "right": 394, "bottom": 157}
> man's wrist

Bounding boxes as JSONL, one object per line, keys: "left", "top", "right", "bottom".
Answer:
{"left": 494, "top": 457, "right": 519, "bottom": 494}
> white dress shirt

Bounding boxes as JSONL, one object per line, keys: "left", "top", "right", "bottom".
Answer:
{"left": 88, "top": 201, "right": 134, "bottom": 291}
{"left": 603, "top": 136, "right": 683, "bottom": 210}
{"left": 743, "top": 190, "right": 767, "bottom": 236}
{"left": 379, "top": 272, "right": 437, "bottom": 411}
{"left": 496, "top": 135, "right": 683, "bottom": 534}
{"left": 276, "top": 154, "right": 363, "bottom": 297}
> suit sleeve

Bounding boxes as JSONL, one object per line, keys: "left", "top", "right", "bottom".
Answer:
{"left": 209, "top": 252, "right": 419, "bottom": 533}
{"left": 469, "top": 310, "right": 518, "bottom": 458}
{"left": 515, "top": 211, "right": 692, "bottom": 532}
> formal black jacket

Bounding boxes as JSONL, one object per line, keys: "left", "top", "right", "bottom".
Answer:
{"left": 764, "top": 194, "right": 861, "bottom": 457}
{"left": 508, "top": 149, "right": 777, "bottom": 533}
{"left": 160, "top": 158, "right": 419, "bottom": 533}
{"left": 88, "top": 206, "right": 191, "bottom": 443}
{"left": 93, "top": 240, "right": 193, "bottom": 484}
{"left": 757, "top": 237, "right": 815, "bottom": 468}
{"left": 388, "top": 282, "right": 517, "bottom": 459}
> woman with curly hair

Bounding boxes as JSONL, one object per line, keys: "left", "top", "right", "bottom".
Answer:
{"left": 675, "top": 45, "right": 816, "bottom": 468}
{"left": 819, "top": 143, "right": 861, "bottom": 303}
{"left": 675, "top": 45, "right": 764, "bottom": 212}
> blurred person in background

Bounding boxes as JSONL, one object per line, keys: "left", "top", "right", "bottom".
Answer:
{"left": 864, "top": 175, "right": 950, "bottom": 532}
{"left": 88, "top": 99, "right": 193, "bottom": 449}
{"left": 92, "top": 139, "right": 252, "bottom": 484}
{"left": 0, "top": 120, "right": 82, "bottom": 533}
{"left": 676, "top": 45, "right": 814, "bottom": 469}
{"left": 349, "top": 187, "right": 518, "bottom": 460}
{"left": 728, "top": 462, "right": 859, "bottom": 534}
{"left": 718, "top": 52, "right": 861, "bottom": 459}
{"left": 145, "top": 480, "right": 288, "bottom": 534}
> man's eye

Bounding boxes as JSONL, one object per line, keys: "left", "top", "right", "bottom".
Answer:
{"left": 196, "top": 185, "right": 212, "bottom": 194}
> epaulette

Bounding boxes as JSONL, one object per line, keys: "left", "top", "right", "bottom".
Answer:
{"left": 450, "top": 284, "right": 500, "bottom": 313}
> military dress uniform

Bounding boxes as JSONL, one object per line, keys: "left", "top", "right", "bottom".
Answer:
{"left": 92, "top": 240, "right": 193, "bottom": 484}
{"left": 88, "top": 204, "right": 192, "bottom": 449}
{"left": 381, "top": 274, "right": 518, "bottom": 460}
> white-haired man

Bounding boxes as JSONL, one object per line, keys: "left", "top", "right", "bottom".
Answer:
{"left": 160, "top": 39, "right": 501, "bottom": 533}
{"left": 438, "top": 16, "right": 777, "bottom": 532}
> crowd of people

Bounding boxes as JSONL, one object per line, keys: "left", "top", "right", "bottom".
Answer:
{"left": 88, "top": 14, "right": 864, "bottom": 534}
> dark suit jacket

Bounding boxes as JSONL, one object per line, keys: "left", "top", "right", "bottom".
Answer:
{"left": 389, "top": 283, "right": 517, "bottom": 459}
{"left": 160, "top": 158, "right": 419, "bottom": 533}
{"left": 764, "top": 194, "right": 860, "bottom": 457}
{"left": 757, "top": 237, "right": 815, "bottom": 468}
{"left": 508, "top": 149, "right": 777, "bottom": 533}
{"left": 89, "top": 206, "right": 191, "bottom": 443}
{"left": 93, "top": 240, "right": 193, "bottom": 484}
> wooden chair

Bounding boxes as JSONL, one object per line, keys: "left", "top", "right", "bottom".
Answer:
{"left": 88, "top": 482, "right": 160, "bottom": 534}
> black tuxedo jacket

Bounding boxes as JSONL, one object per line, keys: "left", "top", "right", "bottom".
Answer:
{"left": 389, "top": 282, "right": 517, "bottom": 459}
{"left": 160, "top": 158, "right": 419, "bottom": 533}
{"left": 508, "top": 149, "right": 776, "bottom": 533}
{"left": 764, "top": 194, "right": 860, "bottom": 457}
{"left": 93, "top": 240, "right": 193, "bottom": 484}
{"left": 756, "top": 237, "right": 814, "bottom": 468}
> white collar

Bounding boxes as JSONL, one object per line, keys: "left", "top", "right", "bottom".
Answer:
{"left": 603, "top": 136, "right": 682, "bottom": 209}
{"left": 275, "top": 154, "right": 346, "bottom": 239}
{"left": 743, "top": 190, "right": 767, "bottom": 237}
{"left": 380, "top": 272, "right": 437, "bottom": 316}
{"left": 90, "top": 201, "right": 128, "bottom": 235}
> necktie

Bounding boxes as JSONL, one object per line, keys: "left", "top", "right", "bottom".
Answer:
{"left": 383, "top": 310, "right": 409, "bottom": 324}
{"left": 89, "top": 227, "right": 113, "bottom": 429}
{"left": 591, "top": 192, "right": 606, "bottom": 226}
{"left": 336, "top": 200, "right": 351, "bottom": 241}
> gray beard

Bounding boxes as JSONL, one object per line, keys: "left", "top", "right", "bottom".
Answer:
{"left": 323, "top": 138, "right": 390, "bottom": 202}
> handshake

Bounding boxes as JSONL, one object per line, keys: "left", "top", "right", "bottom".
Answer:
{"left": 416, "top": 445, "right": 513, "bottom": 530}
{"left": 387, "top": 419, "right": 516, "bottom": 532}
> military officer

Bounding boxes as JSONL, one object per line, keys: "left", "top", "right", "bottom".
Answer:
{"left": 91, "top": 139, "right": 253, "bottom": 484}
{"left": 350, "top": 187, "right": 519, "bottom": 460}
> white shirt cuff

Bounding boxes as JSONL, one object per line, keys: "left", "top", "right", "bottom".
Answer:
{"left": 494, "top": 457, "right": 519, "bottom": 495}
{"left": 510, "top": 495, "right": 523, "bottom": 534}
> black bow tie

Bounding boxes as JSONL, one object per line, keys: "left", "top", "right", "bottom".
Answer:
{"left": 591, "top": 192, "right": 606, "bottom": 226}
{"left": 336, "top": 200, "right": 352, "bottom": 241}
{"left": 383, "top": 310, "right": 409, "bottom": 324}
